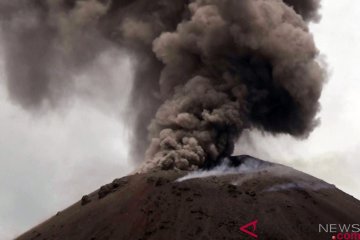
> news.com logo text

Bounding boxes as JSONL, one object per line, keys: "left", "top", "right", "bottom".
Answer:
{"left": 319, "top": 224, "right": 360, "bottom": 239}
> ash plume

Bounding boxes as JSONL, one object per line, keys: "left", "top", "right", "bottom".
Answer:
{"left": 0, "top": 0, "right": 325, "bottom": 172}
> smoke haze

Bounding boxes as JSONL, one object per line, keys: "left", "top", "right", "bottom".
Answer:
{"left": 0, "top": 0, "right": 325, "bottom": 171}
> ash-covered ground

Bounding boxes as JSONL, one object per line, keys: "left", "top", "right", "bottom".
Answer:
{"left": 16, "top": 156, "right": 360, "bottom": 240}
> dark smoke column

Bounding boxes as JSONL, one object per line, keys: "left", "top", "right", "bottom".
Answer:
{"left": 0, "top": 0, "right": 324, "bottom": 172}
{"left": 140, "top": 0, "right": 325, "bottom": 171}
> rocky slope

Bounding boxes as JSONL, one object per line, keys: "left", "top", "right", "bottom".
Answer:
{"left": 16, "top": 156, "right": 360, "bottom": 240}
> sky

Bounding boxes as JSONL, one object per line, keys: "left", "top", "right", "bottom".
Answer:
{"left": 0, "top": 1, "right": 360, "bottom": 239}
{"left": 235, "top": 0, "right": 360, "bottom": 199}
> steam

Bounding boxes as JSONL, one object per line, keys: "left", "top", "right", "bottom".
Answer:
{"left": 177, "top": 156, "right": 272, "bottom": 182}
{"left": 177, "top": 155, "right": 335, "bottom": 193}
{"left": 0, "top": 0, "right": 325, "bottom": 172}
{"left": 264, "top": 181, "right": 335, "bottom": 192}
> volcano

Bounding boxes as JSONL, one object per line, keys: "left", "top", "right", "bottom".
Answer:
{"left": 16, "top": 156, "right": 360, "bottom": 240}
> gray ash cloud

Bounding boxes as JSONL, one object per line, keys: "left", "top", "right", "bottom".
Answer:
{"left": 0, "top": 0, "right": 325, "bottom": 171}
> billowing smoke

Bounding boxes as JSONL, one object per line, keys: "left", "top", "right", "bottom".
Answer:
{"left": 0, "top": 0, "right": 324, "bottom": 172}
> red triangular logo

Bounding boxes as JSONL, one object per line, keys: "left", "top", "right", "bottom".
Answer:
{"left": 240, "top": 220, "right": 258, "bottom": 238}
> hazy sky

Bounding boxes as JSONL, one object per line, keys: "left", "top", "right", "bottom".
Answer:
{"left": 1, "top": 1, "right": 360, "bottom": 239}
{"left": 236, "top": 0, "right": 360, "bottom": 199}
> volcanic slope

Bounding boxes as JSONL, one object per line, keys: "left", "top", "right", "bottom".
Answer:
{"left": 16, "top": 156, "right": 360, "bottom": 240}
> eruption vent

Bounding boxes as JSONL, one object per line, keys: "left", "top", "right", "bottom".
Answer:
{"left": 0, "top": 0, "right": 325, "bottom": 172}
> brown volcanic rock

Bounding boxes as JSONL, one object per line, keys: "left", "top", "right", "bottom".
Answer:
{"left": 16, "top": 156, "right": 360, "bottom": 240}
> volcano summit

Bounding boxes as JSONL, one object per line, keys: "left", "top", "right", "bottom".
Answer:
{"left": 16, "top": 156, "right": 360, "bottom": 240}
